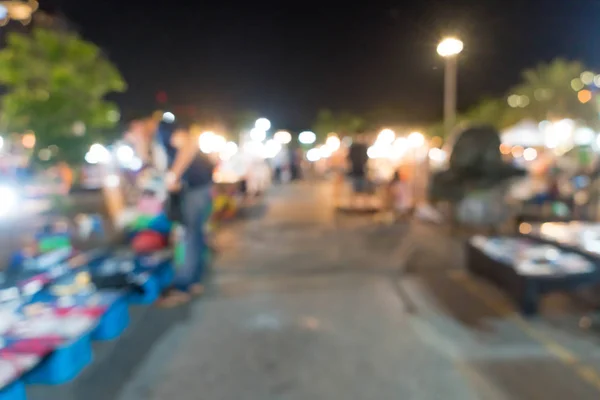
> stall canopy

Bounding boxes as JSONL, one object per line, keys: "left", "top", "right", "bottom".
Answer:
{"left": 501, "top": 120, "right": 544, "bottom": 147}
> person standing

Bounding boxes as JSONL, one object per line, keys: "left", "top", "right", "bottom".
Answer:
{"left": 347, "top": 134, "right": 370, "bottom": 208}
{"left": 156, "top": 121, "right": 215, "bottom": 307}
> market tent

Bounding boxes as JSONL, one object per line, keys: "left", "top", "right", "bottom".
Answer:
{"left": 501, "top": 120, "right": 544, "bottom": 147}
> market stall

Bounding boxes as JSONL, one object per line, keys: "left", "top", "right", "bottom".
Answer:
{"left": 466, "top": 222, "right": 600, "bottom": 315}
{"left": 0, "top": 236, "right": 176, "bottom": 399}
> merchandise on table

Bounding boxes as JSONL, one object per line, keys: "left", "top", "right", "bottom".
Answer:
{"left": 470, "top": 235, "right": 595, "bottom": 276}
{"left": 520, "top": 221, "right": 600, "bottom": 255}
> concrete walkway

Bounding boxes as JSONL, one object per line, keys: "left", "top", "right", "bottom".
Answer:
{"left": 29, "top": 182, "right": 600, "bottom": 399}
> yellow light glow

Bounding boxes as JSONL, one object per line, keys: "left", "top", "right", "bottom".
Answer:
{"left": 22, "top": 132, "right": 35, "bottom": 149}
{"left": 325, "top": 134, "right": 341, "bottom": 151}
{"left": 511, "top": 145, "right": 524, "bottom": 158}
{"left": 274, "top": 130, "right": 292, "bottom": 144}
{"left": 407, "top": 131, "right": 425, "bottom": 148}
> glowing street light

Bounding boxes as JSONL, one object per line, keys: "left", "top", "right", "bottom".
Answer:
{"left": 255, "top": 118, "right": 271, "bottom": 131}
{"left": 274, "top": 130, "right": 292, "bottom": 144}
{"left": 0, "top": 1, "right": 38, "bottom": 26}
{"left": 299, "top": 131, "right": 316, "bottom": 144}
{"left": 437, "top": 37, "right": 463, "bottom": 136}
{"left": 436, "top": 37, "right": 463, "bottom": 57}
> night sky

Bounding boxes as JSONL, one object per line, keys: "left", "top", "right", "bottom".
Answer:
{"left": 42, "top": 0, "right": 600, "bottom": 130}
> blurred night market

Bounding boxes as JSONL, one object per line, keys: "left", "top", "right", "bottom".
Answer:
{"left": 2, "top": 0, "right": 600, "bottom": 399}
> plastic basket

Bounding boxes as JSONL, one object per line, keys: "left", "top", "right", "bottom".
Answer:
{"left": 24, "top": 333, "right": 93, "bottom": 385}
{"left": 127, "top": 275, "right": 160, "bottom": 304}
{"left": 155, "top": 263, "right": 175, "bottom": 290}
{"left": 0, "top": 381, "right": 26, "bottom": 400}
{"left": 91, "top": 297, "right": 130, "bottom": 341}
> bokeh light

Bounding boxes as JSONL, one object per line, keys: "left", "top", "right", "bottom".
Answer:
{"left": 578, "top": 89, "right": 592, "bottom": 104}
{"left": 306, "top": 148, "right": 321, "bottom": 162}
{"left": 255, "top": 118, "right": 271, "bottom": 131}
{"left": 274, "top": 130, "right": 292, "bottom": 144}
{"left": 250, "top": 128, "right": 267, "bottom": 142}
{"left": 299, "top": 131, "right": 316, "bottom": 144}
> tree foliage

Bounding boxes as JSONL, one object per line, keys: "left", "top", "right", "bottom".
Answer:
{"left": 0, "top": 26, "right": 126, "bottom": 163}
{"left": 432, "top": 58, "right": 598, "bottom": 135}
{"left": 507, "top": 58, "right": 596, "bottom": 126}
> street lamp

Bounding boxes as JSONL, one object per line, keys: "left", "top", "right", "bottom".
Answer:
{"left": 0, "top": 0, "right": 38, "bottom": 26}
{"left": 437, "top": 37, "right": 463, "bottom": 136}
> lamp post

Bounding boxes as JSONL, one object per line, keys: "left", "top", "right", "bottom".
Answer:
{"left": 437, "top": 37, "right": 463, "bottom": 136}
{"left": 408, "top": 131, "right": 425, "bottom": 202}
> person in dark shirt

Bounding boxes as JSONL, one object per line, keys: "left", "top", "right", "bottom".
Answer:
{"left": 155, "top": 120, "right": 215, "bottom": 306}
{"left": 347, "top": 134, "right": 370, "bottom": 207}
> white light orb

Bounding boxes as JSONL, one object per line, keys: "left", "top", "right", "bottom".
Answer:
{"left": 299, "top": 131, "right": 316, "bottom": 144}
{"left": 255, "top": 118, "right": 271, "bottom": 131}
{"left": 212, "top": 134, "right": 227, "bottom": 153}
{"left": 274, "top": 130, "right": 292, "bottom": 144}
{"left": 84, "top": 152, "right": 97, "bottom": 164}
{"left": 264, "top": 139, "right": 282, "bottom": 159}
{"left": 306, "top": 148, "right": 321, "bottom": 162}
{"left": 199, "top": 131, "right": 216, "bottom": 154}
{"left": 250, "top": 128, "right": 267, "bottom": 142}
{"left": 89, "top": 144, "right": 110, "bottom": 164}
{"left": 116, "top": 145, "right": 134, "bottom": 164}
{"left": 318, "top": 145, "right": 332, "bottom": 159}
{"left": 428, "top": 148, "right": 447, "bottom": 162}
{"left": 523, "top": 147, "right": 538, "bottom": 161}
{"left": 437, "top": 37, "right": 463, "bottom": 57}
{"left": 325, "top": 135, "right": 341, "bottom": 151}
{"left": 162, "top": 112, "right": 175, "bottom": 123}
{"left": 220, "top": 141, "right": 238, "bottom": 161}
{"left": 0, "top": 185, "right": 18, "bottom": 216}
{"left": 407, "top": 132, "right": 425, "bottom": 148}
{"left": 377, "top": 129, "right": 395, "bottom": 144}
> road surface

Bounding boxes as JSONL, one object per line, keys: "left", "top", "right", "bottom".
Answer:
{"left": 26, "top": 182, "right": 600, "bottom": 399}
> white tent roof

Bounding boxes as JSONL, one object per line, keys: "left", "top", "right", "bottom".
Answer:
{"left": 501, "top": 120, "right": 544, "bottom": 147}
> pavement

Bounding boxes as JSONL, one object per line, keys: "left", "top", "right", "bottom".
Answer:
{"left": 24, "top": 181, "right": 600, "bottom": 399}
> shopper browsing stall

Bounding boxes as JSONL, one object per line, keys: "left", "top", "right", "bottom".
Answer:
{"left": 157, "top": 121, "right": 214, "bottom": 307}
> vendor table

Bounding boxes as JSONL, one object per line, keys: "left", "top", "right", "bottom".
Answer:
{"left": 466, "top": 234, "right": 600, "bottom": 315}
{"left": 0, "top": 246, "right": 174, "bottom": 398}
